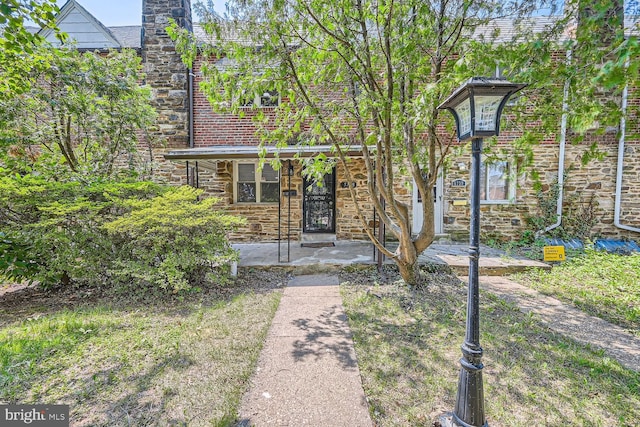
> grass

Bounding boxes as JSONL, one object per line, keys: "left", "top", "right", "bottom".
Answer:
{"left": 340, "top": 266, "right": 640, "bottom": 427}
{"left": 0, "top": 271, "right": 285, "bottom": 426}
{"left": 512, "top": 249, "right": 640, "bottom": 336}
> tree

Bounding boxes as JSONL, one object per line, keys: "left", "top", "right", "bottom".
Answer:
{"left": 0, "top": 0, "right": 62, "bottom": 96}
{"left": 172, "top": 0, "right": 637, "bottom": 284}
{"left": 0, "top": 47, "right": 156, "bottom": 179}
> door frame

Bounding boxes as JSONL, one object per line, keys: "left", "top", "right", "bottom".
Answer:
{"left": 412, "top": 173, "right": 444, "bottom": 235}
{"left": 302, "top": 168, "right": 337, "bottom": 233}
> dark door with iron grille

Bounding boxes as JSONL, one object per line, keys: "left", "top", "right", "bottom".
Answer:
{"left": 303, "top": 169, "right": 336, "bottom": 233}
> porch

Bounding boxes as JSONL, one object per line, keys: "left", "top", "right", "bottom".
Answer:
{"left": 233, "top": 240, "right": 550, "bottom": 276}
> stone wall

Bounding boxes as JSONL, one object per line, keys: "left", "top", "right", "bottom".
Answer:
{"left": 442, "top": 135, "right": 640, "bottom": 242}
{"left": 142, "top": 0, "right": 192, "bottom": 149}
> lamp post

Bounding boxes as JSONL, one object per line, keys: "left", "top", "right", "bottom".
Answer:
{"left": 437, "top": 77, "right": 526, "bottom": 427}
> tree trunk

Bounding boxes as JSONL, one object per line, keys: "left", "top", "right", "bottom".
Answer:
{"left": 395, "top": 233, "right": 421, "bottom": 285}
{"left": 397, "top": 256, "right": 419, "bottom": 286}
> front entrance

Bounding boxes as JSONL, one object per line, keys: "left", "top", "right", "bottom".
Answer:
{"left": 412, "top": 173, "right": 444, "bottom": 235}
{"left": 303, "top": 169, "right": 336, "bottom": 233}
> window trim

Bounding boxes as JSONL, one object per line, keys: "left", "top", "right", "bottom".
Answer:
{"left": 480, "top": 159, "right": 517, "bottom": 205}
{"left": 233, "top": 161, "right": 280, "bottom": 204}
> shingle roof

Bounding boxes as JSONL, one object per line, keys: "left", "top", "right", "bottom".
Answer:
{"left": 109, "top": 26, "right": 142, "bottom": 49}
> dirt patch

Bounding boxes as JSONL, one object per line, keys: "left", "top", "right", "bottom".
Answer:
{"left": 0, "top": 269, "right": 290, "bottom": 327}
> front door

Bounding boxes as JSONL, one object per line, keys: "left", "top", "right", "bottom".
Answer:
{"left": 303, "top": 169, "right": 336, "bottom": 233}
{"left": 412, "top": 173, "right": 444, "bottom": 235}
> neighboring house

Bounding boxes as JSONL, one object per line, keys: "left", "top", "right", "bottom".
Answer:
{"left": 42, "top": 0, "right": 640, "bottom": 244}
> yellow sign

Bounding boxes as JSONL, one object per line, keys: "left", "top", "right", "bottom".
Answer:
{"left": 543, "top": 246, "right": 566, "bottom": 262}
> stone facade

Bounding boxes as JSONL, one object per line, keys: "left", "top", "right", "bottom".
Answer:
{"left": 138, "top": 0, "right": 640, "bottom": 244}
{"left": 142, "top": 0, "right": 192, "bottom": 149}
{"left": 442, "top": 137, "right": 640, "bottom": 242}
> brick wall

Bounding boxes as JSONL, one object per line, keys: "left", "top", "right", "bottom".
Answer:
{"left": 154, "top": 38, "right": 640, "bottom": 243}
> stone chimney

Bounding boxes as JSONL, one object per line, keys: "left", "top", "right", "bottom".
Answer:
{"left": 142, "top": 0, "right": 192, "bottom": 149}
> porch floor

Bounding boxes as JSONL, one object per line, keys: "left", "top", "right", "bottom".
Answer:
{"left": 233, "top": 240, "right": 550, "bottom": 276}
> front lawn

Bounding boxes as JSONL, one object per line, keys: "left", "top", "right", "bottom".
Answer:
{"left": 513, "top": 249, "right": 640, "bottom": 336}
{"left": 341, "top": 266, "right": 640, "bottom": 427}
{"left": 0, "top": 272, "right": 285, "bottom": 426}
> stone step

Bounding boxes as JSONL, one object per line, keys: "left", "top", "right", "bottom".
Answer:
{"left": 300, "top": 233, "right": 337, "bottom": 244}
{"left": 437, "top": 254, "right": 551, "bottom": 276}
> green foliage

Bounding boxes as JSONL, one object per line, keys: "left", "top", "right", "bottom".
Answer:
{"left": 0, "top": 47, "right": 156, "bottom": 179}
{"left": 0, "top": 176, "right": 242, "bottom": 293}
{"left": 0, "top": 175, "right": 166, "bottom": 287}
{"left": 525, "top": 170, "right": 600, "bottom": 241}
{"left": 0, "top": 0, "right": 63, "bottom": 96}
{"left": 103, "top": 186, "right": 245, "bottom": 293}
{"left": 525, "top": 174, "right": 564, "bottom": 237}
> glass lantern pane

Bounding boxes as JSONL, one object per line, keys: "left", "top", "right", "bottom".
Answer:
{"left": 475, "top": 95, "right": 503, "bottom": 132}
{"left": 454, "top": 98, "right": 471, "bottom": 137}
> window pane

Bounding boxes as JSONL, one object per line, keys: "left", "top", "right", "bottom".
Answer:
{"left": 261, "top": 182, "right": 279, "bottom": 202}
{"left": 237, "top": 182, "right": 256, "bottom": 202}
{"left": 261, "top": 164, "right": 279, "bottom": 182}
{"left": 238, "top": 164, "right": 255, "bottom": 182}
{"left": 260, "top": 90, "right": 279, "bottom": 107}
{"left": 486, "top": 162, "right": 509, "bottom": 200}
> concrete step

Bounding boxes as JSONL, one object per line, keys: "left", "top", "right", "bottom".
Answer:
{"left": 437, "top": 254, "right": 551, "bottom": 276}
{"left": 300, "top": 233, "right": 337, "bottom": 244}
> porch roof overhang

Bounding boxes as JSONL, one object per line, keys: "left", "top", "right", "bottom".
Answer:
{"left": 164, "top": 144, "right": 364, "bottom": 169}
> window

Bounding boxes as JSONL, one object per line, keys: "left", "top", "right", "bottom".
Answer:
{"left": 235, "top": 163, "right": 280, "bottom": 203}
{"left": 240, "top": 90, "right": 280, "bottom": 108}
{"left": 480, "top": 160, "right": 514, "bottom": 203}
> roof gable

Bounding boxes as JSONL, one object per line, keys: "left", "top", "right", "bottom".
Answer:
{"left": 39, "top": 0, "right": 121, "bottom": 49}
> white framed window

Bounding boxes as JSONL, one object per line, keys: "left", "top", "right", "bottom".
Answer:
{"left": 234, "top": 162, "right": 280, "bottom": 203}
{"left": 480, "top": 160, "right": 516, "bottom": 203}
{"left": 240, "top": 90, "right": 280, "bottom": 108}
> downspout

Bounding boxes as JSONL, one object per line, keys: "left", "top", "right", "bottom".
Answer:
{"left": 539, "top": 50, "right": 571, "bottom": 236}
{"left": 185, "top": 69, "right": 195, "bottom": 187}
{"left": 614, "top": 66, "right": 640, "bottom": 233}
{"left": 188, "top": 68, "right": 194, "bottom": 148}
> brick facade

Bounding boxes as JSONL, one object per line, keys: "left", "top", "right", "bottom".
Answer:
{"left": 138, "top": 1, "right": 640, "bottom": 243}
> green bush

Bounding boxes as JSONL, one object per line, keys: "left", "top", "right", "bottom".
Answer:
{"left": 0, "top": 175, "right": 243, "bottom": 293}
{"left": 103, "top": 186, "right": 245, "bottom": 292}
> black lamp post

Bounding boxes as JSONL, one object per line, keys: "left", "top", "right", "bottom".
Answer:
{"left": 437, "top": 77, "right": 526, "bottom": 427}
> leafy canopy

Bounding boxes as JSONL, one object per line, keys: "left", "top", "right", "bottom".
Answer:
{"left": 0, "top": 47, "right": 156, "bottom": 179}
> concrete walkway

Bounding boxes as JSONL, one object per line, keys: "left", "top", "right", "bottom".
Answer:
{"left": 237, "top": 274, "right": 372, "bottom": 426}
{"left": 478, "top": 276, "right": 640, "bottom": 372}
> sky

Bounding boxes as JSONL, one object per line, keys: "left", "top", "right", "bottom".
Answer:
{"left": 38, "top": 0, "right": 640, "bottom": 28}
{"left": 53, "top": 0, "right": 227, "bottom": 26}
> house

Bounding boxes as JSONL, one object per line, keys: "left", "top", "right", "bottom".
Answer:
{"left": 42, "top": 0, "right": 640, "bottom": 245}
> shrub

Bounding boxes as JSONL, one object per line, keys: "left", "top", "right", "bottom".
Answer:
{"left": 0, "top": 175, "right": 243, "bottom": 293}
{"left": 0, "top": 175, "right": 167, "bottom": 287}
{"left": 103, "top": 186, "right": 245, "bottom": 293}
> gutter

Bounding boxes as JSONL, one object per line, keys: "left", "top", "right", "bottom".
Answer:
{"left": 614, "top": 71, "right": 640, "bottom": 233}
{"left": 539, "top": 50, "right": 571, "bottom": 236}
